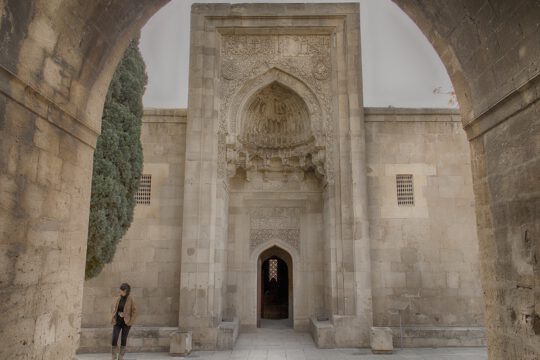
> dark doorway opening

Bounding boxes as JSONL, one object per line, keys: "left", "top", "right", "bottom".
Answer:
{"left": 261, "top": 257, "right": 289, "bottom": 319}
{"left": 257, "top": 246, "right": 293, "bottom": 328}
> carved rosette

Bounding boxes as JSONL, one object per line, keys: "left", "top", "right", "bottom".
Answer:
{"left": 219, "top": 33, "right": 335, "bottom": 184}
{"left": 312, "top": 57, "right": 330, "bottom": 80}
{"left": 221, "top": 59, "right": 239, "bottom": 80}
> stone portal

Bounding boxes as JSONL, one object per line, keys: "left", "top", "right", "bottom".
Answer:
{"left": 177, "top": 4, "right": 372, "bottom": 348}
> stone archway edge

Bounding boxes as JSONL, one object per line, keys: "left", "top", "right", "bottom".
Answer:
{"left": 0, "top": 66, "right": 99, "bottom": 148}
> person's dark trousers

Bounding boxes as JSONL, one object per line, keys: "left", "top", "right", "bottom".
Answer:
{"left": 112, "top": 323, "right": 131, "bottom": 347}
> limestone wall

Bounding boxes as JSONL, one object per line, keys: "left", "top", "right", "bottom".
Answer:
{"left": 365, "top": 108, "right": 484, "bottom": 328}
{"left": 81, "top": 109, "right": 187, "bottom": 327}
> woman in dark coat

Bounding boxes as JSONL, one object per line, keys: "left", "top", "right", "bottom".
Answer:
{"left": 111, "top": 283, "right": 137, "bottom": 360}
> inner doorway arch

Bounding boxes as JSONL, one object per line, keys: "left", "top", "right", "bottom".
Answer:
{"left": 257, "top": 246, "right": 293, "bottom": 327}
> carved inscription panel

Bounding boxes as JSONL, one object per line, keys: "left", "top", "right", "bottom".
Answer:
{"left": 249, "top": 207, "right": 301, "bottom": 252}
{"left": 222, "top": 35, "right": 330, "bottom": 59}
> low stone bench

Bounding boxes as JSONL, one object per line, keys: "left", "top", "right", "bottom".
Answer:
{"left": 78, "top": 327, "right": 176, "bottom": 353}
{"left": 370, "top": 327, "right": 393, "bottom": 354}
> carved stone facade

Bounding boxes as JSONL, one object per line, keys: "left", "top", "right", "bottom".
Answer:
{"left": 220, "top": 32, "right": 334, "bottom": 183}
{"left": 79, "top": 4, "right": 484, "bottom": 353}
{"left": 1, "top": 0, "right": 539, "bottom": 358}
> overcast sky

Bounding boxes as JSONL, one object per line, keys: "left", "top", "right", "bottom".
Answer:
{"left": 140, "top": 0, "right": 457, "bottom": 109}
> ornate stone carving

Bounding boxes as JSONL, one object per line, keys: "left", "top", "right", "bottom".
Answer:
{"left": 277, "top": 35, "right": 331, "bottom": 57}
{"left": 217, "top": 131, "right": 227, "bottom": 179}
{"left": 219, "top": 33, "right": 336, "bottom": 184}
{"left": 222, "top": 35, "right": 276, "bottom": 57}
{"left": 250, "top": 229, "right": 300, "bottom": 252}
{"left": 222, "top": 35, "right": 329, "bottom": 58}
{"left": 249, "top": 207, "right": 302, "bottom": 218}
{"left": 221, "top": 59, "right": 239, "bottom": 80}
{"left": 312, "top": 57, "right": 330, "bottom": 80}
{"left": 240, "top": 83, "right": 312, "bottom": 149}
{"left": 249, "top": 207, "right": 301, "bottom": 252}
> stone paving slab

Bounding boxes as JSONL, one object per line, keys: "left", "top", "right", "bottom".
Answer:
{"left": 78, "top": 327, "right": 487, "bottom": 360}
{"left": 77, "top": 347, "right": 488, "bottom": 360}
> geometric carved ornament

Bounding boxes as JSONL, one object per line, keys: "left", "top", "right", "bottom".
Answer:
{"left": 240, "top": 83, "right": 312, "bottom": 149}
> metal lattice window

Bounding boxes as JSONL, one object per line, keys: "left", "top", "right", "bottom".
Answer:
{"left": 396, "top": 174, "right": 414, "bottom": 206}
{"left": 269, "top": 259, "right": 278, "bottom": 282}
{"left": 135, "top": 174, "right": 152, "bottom": 205}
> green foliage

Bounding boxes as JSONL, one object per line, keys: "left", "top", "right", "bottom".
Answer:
{"left": 85, "top": 37, "right": 147, "bottom": 279}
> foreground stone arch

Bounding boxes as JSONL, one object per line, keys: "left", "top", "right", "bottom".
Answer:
{"left": 0, "top": 1, "right": 538, "bottom": 359}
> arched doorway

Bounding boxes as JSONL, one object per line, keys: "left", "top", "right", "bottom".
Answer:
{"left": 257, "top": 246, "right": 293, "bottom": 328}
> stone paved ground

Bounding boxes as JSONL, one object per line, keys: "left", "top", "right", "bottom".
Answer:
{"left": 77, "top": 326, "right": 488, "bottom": 360}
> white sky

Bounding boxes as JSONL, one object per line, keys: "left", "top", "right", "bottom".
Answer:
{"left": 140, "top": 0, "right": 457, "bottom": 109}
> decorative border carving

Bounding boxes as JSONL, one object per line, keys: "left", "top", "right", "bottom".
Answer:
{"left": 218, "top": 33, "right": 336, "bottom": 183}
{"left": 249, "top": 207, "right": 301, "bottom": 252}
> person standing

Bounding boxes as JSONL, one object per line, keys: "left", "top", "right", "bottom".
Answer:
{"left": 111, "top": 283, "right": 137, "bottom": 360}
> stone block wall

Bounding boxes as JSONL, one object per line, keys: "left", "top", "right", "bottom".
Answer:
{"left": 0, "top": 79, "right": 96, "bottom": 360}
{"left": 468, "top": 82, "right": 540, "bottom": 358}
{"left": 81, "top": 109, "right": 187, "bottom": 327}
{"left": 365, "top": 108, "right": 484, "bottom": 328}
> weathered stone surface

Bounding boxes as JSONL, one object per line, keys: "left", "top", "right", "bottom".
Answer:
{"left": 365, "top": 108, "right": 484, "bottom": 329}
{"left": 371, "top": 327, "right": 394, "bottom": 354}
{"left": 78, "top": 327, "right": 176, "bottom": 353}
{"left": 217, "top": 318, "right": 239, "bottom": 350}
{"left": 389, "top": 326, "right": 486, "bottom": 348}
{"left": 0, "top": 1, "right": 538, "bottom": 359}
{"left": 169, "top": 331, "right": 192, "bottom": 356}
{"left": 310, "top": 317, "right": 335, "bottom": 349}
{"left": 177, "top": 3, "right": 372, "bottom": 348}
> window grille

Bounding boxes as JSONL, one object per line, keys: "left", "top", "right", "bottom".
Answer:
{"left": 396, "top": 174, "right": 414, "bottom": 206}
{"left": 269, "top": 259, "right": 278, "bottom": 281}
{"left": 135, "top": 174, "right": 152, "bottom": 205}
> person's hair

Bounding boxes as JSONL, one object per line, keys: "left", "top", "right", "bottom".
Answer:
{"left": 120, "top": 283, "right": 131, "bottom": 296}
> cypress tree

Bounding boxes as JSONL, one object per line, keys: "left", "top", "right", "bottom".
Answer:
{"left": 85, "top": 37, "right": 147, "bottom": 279}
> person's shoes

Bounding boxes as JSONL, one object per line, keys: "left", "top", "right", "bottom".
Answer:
{"left": 119, "top": 346, "right": 126, "bottom": 360}
{"left": 111, "top": 346, "right": 118, "bottom": 360}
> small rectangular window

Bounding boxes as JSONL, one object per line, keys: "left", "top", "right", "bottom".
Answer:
{"left": 396, "top": 174, "right": 414, "bottom": 206}
{"left": 135, "top": 174, "right": 152, "bottom": 205}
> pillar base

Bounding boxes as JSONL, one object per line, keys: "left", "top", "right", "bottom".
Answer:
{"left": 170, "top": 331, "right": 192, "bottom": 356}
{"left": 370, "top": 327, "right": 393, "bottom": 354}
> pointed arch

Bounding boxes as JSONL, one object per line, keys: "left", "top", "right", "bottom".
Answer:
{"left": 228, "top": 67, "right": 325, "bottom": 139}
{"left": 251, "top": 238, "right": 300, "bottom": 265}
{"left": 240, "top": 82, "right": 312, "bottom": 149}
